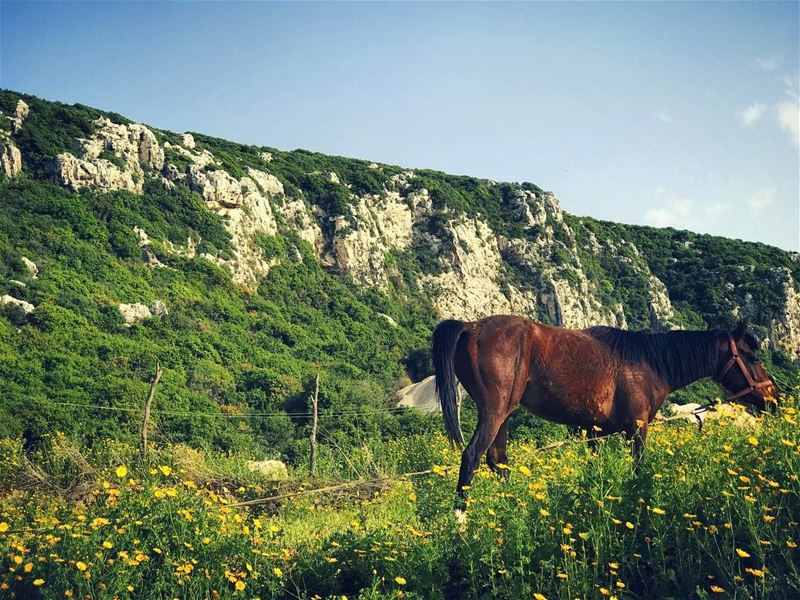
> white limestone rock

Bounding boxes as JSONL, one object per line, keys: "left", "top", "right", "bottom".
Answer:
{"left": 332, "top": 192, "right": 413, "bottom": 287}
{"left": 21, "top": 257, "right": 38, "bottom": 279}
{"left": 394, "top": 375, "right": 466, "bottom": 414}
{"left": 118, "top": 303, "right": 152, "bottom": 326}
{"left": 770, "top": 268, "right": 800, "bottom": 359}
{"left": 187, "top": 166, "right": 243, "bottom": 209}
{"left": 150, "top": 300, "right": 169, "bottom": 317}
{"left": 379, "top": 313, "right": 398, "bottom": 327}
{"left": 0, "top": 142, "right": 22, "bottom": 178}
{"left": 0, "top": 295, "right": 35, "bottom": 314}
{"left": 274, "top": 197, "right": 324, "bottom": 254}
{"left": 53, "top": 117, "right": 164, "bottom": 193}
{"left": 420, "top": 216, "right": 523, "bottom": 320}
{"left": 648, "top": 275, "right": 677, "bottom": 331}
{"left": 246, "top": 167, "right": 284, "bottom": 196}
{"left": 12, "top": 100, "right": 29, "bottom": 133}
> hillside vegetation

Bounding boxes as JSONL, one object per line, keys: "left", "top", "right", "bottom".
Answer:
{"left": 0, "top": 90, "right": 799, "bottom": 598}
{"left": 1, "top": 89, "right": 797, "bottom": 457}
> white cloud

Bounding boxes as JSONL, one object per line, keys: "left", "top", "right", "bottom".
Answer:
{"left": 644, "top": 197, "right": 692, "bottom": 228}
{"left": 739, "top": 102, "right": 766, "bottom": 126}
{"left": 747, "top": 188, "right": 776, "bottom": 214}
{"left": 655, "top": 111, "right": 673, "bottom": 124}
{"left": 776, "top": 100, "right": 799, "bottom": 146}
{"left": 644, "top": 194, "right": 730, "bottom": 230}
{"left": 751, "top": 55, "right": 782, "bottom": 71}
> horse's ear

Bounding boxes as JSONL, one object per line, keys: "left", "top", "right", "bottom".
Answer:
{"left": 734, "top": 320, "right": 748, "bottom": 338}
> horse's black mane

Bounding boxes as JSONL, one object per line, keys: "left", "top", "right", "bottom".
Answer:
{"left": 585, "top": 326, "right": 723, "bottom": 386}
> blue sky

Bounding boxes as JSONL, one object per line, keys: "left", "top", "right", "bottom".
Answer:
{"left": 2, "top": 1, "right": 798, "bottom": 250}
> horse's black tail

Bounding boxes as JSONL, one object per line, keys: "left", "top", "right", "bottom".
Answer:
{"left": 433, "top": 319, "right": 466, "bottom": 448}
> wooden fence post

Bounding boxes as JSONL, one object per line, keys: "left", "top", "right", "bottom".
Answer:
{"left": 309, "top": 373, "right": 319, "bottom": 477}
{"left": 140, "top": 364, "right": 162, "bottom": 459}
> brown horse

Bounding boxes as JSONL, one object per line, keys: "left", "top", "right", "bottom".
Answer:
{"left": 432, "top": 315, "right": 776, "bottom": 512}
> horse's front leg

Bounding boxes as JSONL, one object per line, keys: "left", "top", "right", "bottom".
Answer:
{"left": 625, "top": 417, "right": 649, "bottom": 461}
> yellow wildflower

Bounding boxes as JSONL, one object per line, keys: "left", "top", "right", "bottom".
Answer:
{"left": 115, "top": 465, "right": 127, "bottom": 478}
{"left": 735, "top": 548, "right": 751, "bottom": 558}
{"left": 159, "top": 465, "right": 172, "bottom": 476}
{"left": 33, "top": 579, "right": 44, "bottom": 586}
{"left": 395, "top": 576, "right": 407, "bottom": 585}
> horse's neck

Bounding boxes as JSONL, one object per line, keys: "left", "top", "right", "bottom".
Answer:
{"left": 663, "top": 333, "right": 720, "bottom": 393}
{"left": 663, "top": 367, "right": 712, "bottom": 395}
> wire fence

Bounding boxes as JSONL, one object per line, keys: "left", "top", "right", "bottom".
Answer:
{"left": 56, "top": 401, "right": 415, "bottom": 420}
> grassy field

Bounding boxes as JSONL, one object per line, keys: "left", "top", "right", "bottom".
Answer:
{"left": 1, "top": 399, "right": 798, "bottom": 600}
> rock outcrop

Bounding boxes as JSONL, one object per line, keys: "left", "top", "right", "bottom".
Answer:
{"left": 0, "top": 142, "right": 21, "bottom": 178}
{"left": 648, "top": 275, "right": 677, "bottom": 331}
{"left": 21, "top": 257, "right": 38, "bottom": 279}
{"left": 421, "top": 215, "right": 537, "bottom": 320}
{"left": 53, "top": 117, "right": 164, "bottom": 193}
{"left": 770, "top": 268, "right": 800, "bottom": 359}
{"left": 273, "top": 196, "right": 324, "bottom": 254}
{"left": 0, "top": 295, "right": 35, "bottom": 315}
{"left": 0, "top": 100, "right": 27, "bottom": 178}
{"left": 7, "top": 96, "right": 798, "bottom": 357}
{"left": 118, "top": 303, "right": 152, "bottom": 326}
{"left": 394, "top": 375, "right": 465, "bottom": 413}
{"left": 161, "top": 140, "right": 285, "bottom": 287}
{"left": 11, "top": 100, "right": 29, "bottom": 133}
{"left": 118, "top": 300, "right": 167, "bottom": 326}
{"left": 332, "top": 192, "right": 413, "bottom": 287}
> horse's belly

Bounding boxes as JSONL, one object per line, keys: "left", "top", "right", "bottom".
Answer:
{"left": 521, "top": 378, "right": 616, "bottom": 426}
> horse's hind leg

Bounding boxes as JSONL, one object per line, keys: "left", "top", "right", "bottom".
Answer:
{"left": 455, "top": 411, "right": 506, "bottom": 512}
{"left": 486, "top": 416, "right": 511, "bottom": 477}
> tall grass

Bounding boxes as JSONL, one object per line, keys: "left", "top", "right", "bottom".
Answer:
{"left": 1, "top": 399, "right": 798, "bottom": 599}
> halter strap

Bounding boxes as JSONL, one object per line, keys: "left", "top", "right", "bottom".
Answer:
{"left": 715, "top": 334, "right": 772, "bottom": 400}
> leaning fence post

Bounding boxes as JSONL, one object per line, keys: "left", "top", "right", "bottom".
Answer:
{"left": 140, "top": 364, "right": 162, "bottom": 459}
{"left": 309, "top": 372, "right": 319, "bottom": 477}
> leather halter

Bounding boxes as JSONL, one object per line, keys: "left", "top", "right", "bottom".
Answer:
{"left": 715, "top": 334, "right": 772, "bottom": 401}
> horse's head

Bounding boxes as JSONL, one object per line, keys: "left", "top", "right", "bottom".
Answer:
{"left": 715, "top": 321, "right": 776, "bottom": 412}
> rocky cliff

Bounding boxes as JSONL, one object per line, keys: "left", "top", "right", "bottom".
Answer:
{"left": 2, "top": 90, "right": 799, "bottom": 360}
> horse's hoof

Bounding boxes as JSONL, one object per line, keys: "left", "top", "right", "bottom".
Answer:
{"left": 454, "top": 508, "right": 467, "bottom": 526}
